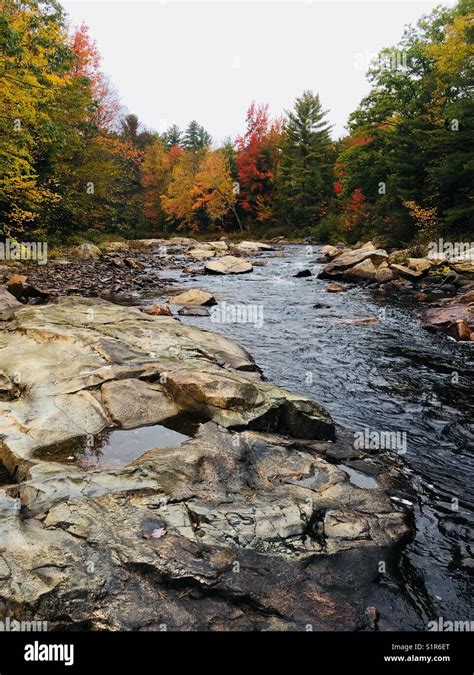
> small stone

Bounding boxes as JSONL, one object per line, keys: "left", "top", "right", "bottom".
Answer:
{"left": 345, "top": 259, "right": 377, "bottom": 281}
{"left": 321, "top": 245, "right": 341, "bottom": 257}
{"left": 188, "top": 248, "right": 216, "bottom": 259}
{"left": 72, "top": 243, "right": 102, "bottom": 260}
{"left": 459, "top": 290, "right": 474, "bottom": 304}
{"left": 439, "top": 283, "right": 456, "bottom": 294}
{"left": 177, "top": 306, "right": 210, "bottom": 317}
{"left": 144, "top": 304, "right": 172, "bottom": 316}
{"left": 375, "top": 268, "right": 394, "bottom": 284}
{"left": 407, "top": 258, "right": 432, "bottom": 274}
{"left": 326, "top": 283, "right": 346, "bottom": 293}
{"left": 390, "top": 263, "right": 423, "bottom": 279}
{"left": 207, "top": 241, "right": 228, "bottom": 251}
{"left": 447, "top": 320, "right": 472, "bottom": 341}
{"left": 169, "top": 289, "right": 217, "bottom": 306}
{"left": 6, "top": 274, "right": 28, "bottom": 299}
{"left": 234, "top": 241, "right": 273, "bottom": 253}
{"left": 414, "top": 292, "right": 429, "bottom": 302}
{"left": 293, "top": 269, "right": 312, "bottom": 278}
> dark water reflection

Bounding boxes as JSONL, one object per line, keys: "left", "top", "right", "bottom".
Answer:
{"left": 153, "top": 244, "right": 473, "bottom": 628}
{"left": 34, "top": 420, "right": 192, "bottom": 470}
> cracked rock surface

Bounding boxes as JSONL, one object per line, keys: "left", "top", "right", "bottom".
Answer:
{"left": 0, "top": 297, "right": 410, "bottom": 630}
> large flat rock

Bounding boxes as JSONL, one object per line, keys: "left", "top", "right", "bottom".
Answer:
{"left": 0, "top": 297, "right": 411, "bottom": 630}
{"left": 0, "top": 297, "right": 335, "bottom": 476}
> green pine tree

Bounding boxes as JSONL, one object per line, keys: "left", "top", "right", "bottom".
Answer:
{"left": 163, "top": 124, "right": 182, "bottom": 149}
{"left": 276, "top": 91, "right": 333, "bottom": 229}
{"left": 183, "top": 120, "right": 211, "bottom": 151}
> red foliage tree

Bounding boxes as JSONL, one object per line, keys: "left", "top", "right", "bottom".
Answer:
{"left": 235, "top": 103, "right": 277, "bottom": 219}
{"left": 341, "top": 188, "right": 369, "bottom": 233}
{"left": 70, "top": 23, "right": 120, "bottom": 131}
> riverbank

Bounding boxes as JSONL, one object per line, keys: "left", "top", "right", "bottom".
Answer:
{"left": 316, "top": 242, "right": 474, "bottom": 342}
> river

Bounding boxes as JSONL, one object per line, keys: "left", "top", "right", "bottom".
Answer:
{"left": 152, "top": 243, "right": 473, "bottom": 629}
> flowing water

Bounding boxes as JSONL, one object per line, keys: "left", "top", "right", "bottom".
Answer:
{"left": 152, "top": 244, "right": 473, "bottom": 629}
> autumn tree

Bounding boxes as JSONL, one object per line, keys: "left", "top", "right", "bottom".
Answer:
{"left": 161, "top": 151, "right": 197, "bottom": 229}
{"left": 335, "top": 0, "right": 473, "bottom": 243}
{"left": 141, "top": 139, "right": 183, "bottom": 229}
{"left": 121, "top": 114, "right": 139, "bottom": 143}
{"left": 160, "top": 148, "right": 238, "bottom": 232}
{"left": 235, "top": 103, "right": 281, "bottom": 225}
{"left": 70, "top": 22, "right": 120, "bottom": 132}
{"left": 193, "top": 151, "right": 240, "bottom": 229}
{"left": 0, "top": 0, "right": 75, "bottom": 236}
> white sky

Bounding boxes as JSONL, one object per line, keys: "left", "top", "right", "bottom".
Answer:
{"left": 62, "top": 1, "right": 455, "bottom": 142}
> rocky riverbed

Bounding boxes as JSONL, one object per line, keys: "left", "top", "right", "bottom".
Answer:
{"left": 0, "top": 237, "right": 471, "bottom": 631}
{"left": 317, "top": 242, "right": 474, "bottom": 342}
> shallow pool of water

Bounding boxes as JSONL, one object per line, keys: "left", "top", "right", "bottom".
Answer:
{"left": 338, "top": 464, "right": 379, "bottom": 489}
{"left": 34, "top": 419, "right": 194, "bottom": 470}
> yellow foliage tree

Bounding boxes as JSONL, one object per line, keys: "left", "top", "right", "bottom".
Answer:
{"left": 193, "top": 151, "right": 238, "bottom": 225}
{"left": 0, "top": 0, "right": 71, "bottom": 234}
{"left": 161, "top": 152, "right": 196, "bottom": 229}
{"left": 163, "top": 149, "right": 240, "bottom": 231}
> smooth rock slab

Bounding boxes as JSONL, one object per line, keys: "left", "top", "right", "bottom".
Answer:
{"left": 0, "top": 297, "right": 412, "bottom": 631}
{"left": 169, "top": 289, "right": 217, "bottom": 306}
{"left": 0, "top": 297, "right": 333, "bottom": 476}
{"left": 205, "top": 255, "right": 253, "bottom": 275}
{"left": 0, "top": 287, "right": 21, "bottom": 313}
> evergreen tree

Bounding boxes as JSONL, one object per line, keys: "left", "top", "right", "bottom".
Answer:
{"left": 276, "top": 91, "right": 333, "bottom": 229}
{"left": 220, "top": 136, "right": 237, "bottom": 180}
{"left": 163, "top": 124, "right": 182, "bottom": 149}
{"left": 197, "top": 125, "right": 212, "bottom": 149}
{"left": 183, "top": 120, "right": 211, "bottom": 150}
{"left": 121, "top": 114, "right": 139, "bottom": 143}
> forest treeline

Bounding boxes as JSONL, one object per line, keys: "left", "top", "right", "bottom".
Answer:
{"left": 1, "top": 0, "right": 472, "bottom": 246}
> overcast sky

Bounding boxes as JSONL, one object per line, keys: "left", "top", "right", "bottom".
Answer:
{"left": 62, "top": 1, "right": 455, "bottom": 142}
